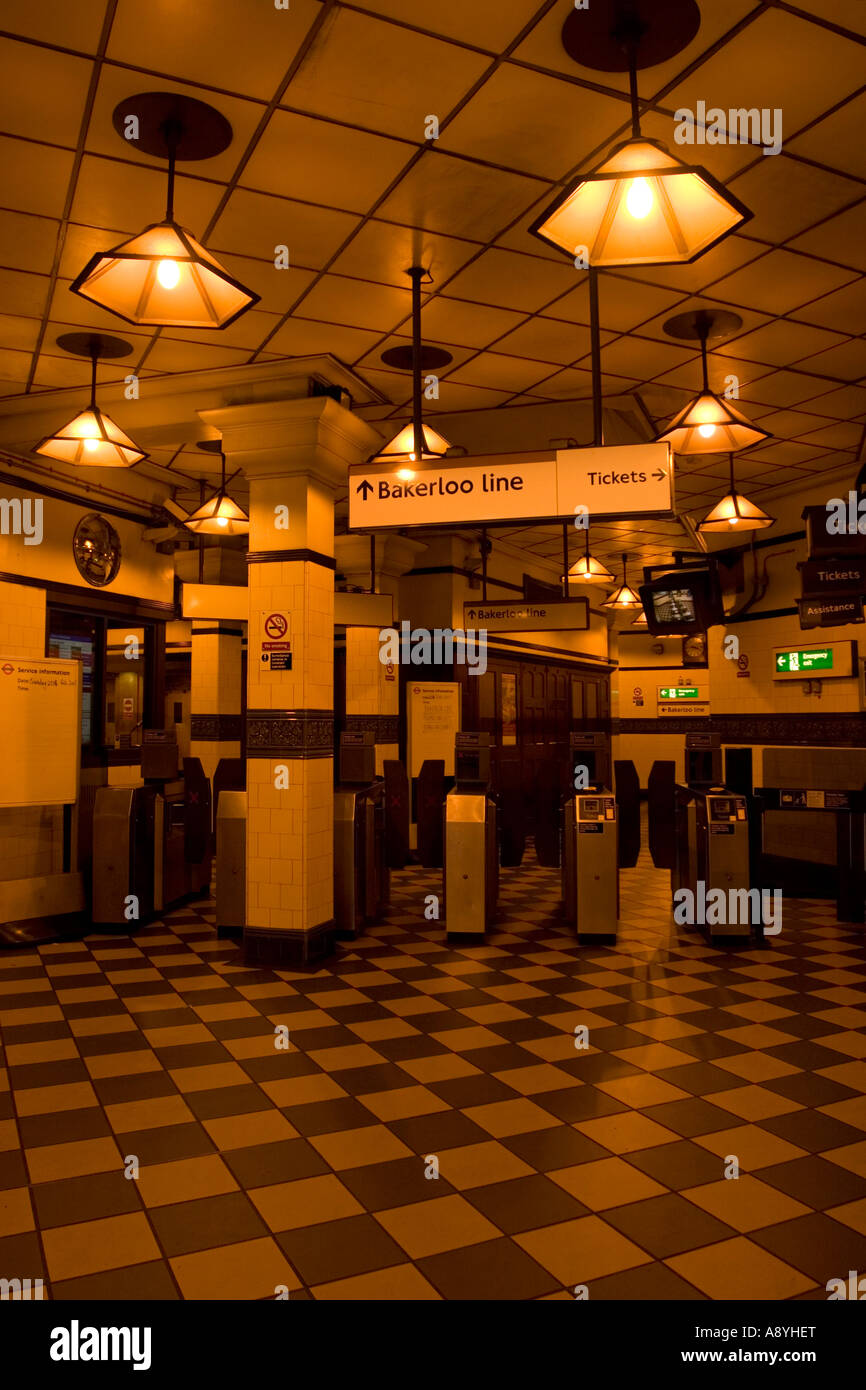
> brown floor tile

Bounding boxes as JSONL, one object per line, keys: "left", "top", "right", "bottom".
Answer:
{"left": 667, "top": 1235, "right": 817, "bottom": 1299}
{"left": 682, "top": 1174, "right": 812, "bottom": 1232}
{"left": 150, "top": 1191, "right": 267, "bottom": 1257}
{"left": 377, "top": 1193, "right": 500, "bottom": 1259}
{"left": 467, "top": 1173, "right": 590, "bottom": 1233}
{"left": 310, "top": 1263, "right": 440, "bottom": 1299}
{"left": 202, "top": 1109, "right": 298, "bottom": 1151}
{"left": 51, "top": 1259, "right": 180, "bottom": 1301}
{"left": 224, "top": 1137, "right": 331, "bottom": 1189}
{"left": 170, "top": 1235, "right": 302, "bottom": 1299}
{"left": 339, "top": 1156, "right": 456, "bottom": 1211}
{"left": 549, "top": 1157, "right": 668, "bottom": 1211}
{"left": 25, "top": 1135, "right": 122, "bottom": 1185}
{"left": 277, "top": 1213, "right": 405, "bottom": 1283}
{"left": 136, "top": 1153, "right": 239, "bottom": 1208}
{"left": 42, "top": 1211, "right": 162, "bottom": 1282}
{"left": 758, "top": 1155, "right": 866, "bottom": 1210}
{"left": 250, "top": 1173, "right": 363, "bottom": 1232}
{"left": 31, "top": 1170, "right": 141, "bottom": 1229}
{"left": 0, "top": 1185, "right": 34, "bottom": 1238}
{"left": 603, "top": 1191, "right": 736, "bottom": 1257}
{"left": 418, "top": 1235, "right": 559, "bottom": 1299}
{"left": 516, "top": 1214, "right": 651, "bottom": 1286}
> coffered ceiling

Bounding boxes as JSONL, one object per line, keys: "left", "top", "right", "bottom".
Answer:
{"left": 0, "top": 0, "right": 864, "bottom": 576}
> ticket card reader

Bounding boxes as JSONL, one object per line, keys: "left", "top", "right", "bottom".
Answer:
{"left": 334, "top": 731, "right": 389, "bottom": 937}
{"left": 562, "top": 790, "right": 619, "bottom": 940}
{"left": 569, "top": 732, "right": 611, "bottom": 791}
{"left": 673, "top": 786, "right": 752, "bottom": 940}
{"left": 686, "top": 732, "right": 722, "bottom": 787}
{"left": 444, "top": 733, "right": 498, "bottom": 937}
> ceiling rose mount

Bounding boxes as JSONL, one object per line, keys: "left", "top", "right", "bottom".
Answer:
{"left": 110, "top": 92, "right": 233, "bottom": 162}
{"left": 561, "top": 0, "right": 701, "bottom": 73}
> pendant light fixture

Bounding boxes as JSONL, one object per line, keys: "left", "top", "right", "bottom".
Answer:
{"left": 70, "top": 94, "right": 258, "bottom": 329}
{"left": 698, "top": 453, "right": 775, "bottom": 533}
{"left": 531, "top": 1, "right": 751, "bottom": 267}
{"left": 185, "top": 440, "right": 249, "bottom": 536}
{"left": 371, "top": 266, "right": 452, "bottom": 468}
{"left": 562, "top": 527, "right": 615, "bottom": 583}
{"left": 631, "top": 608, "right": 649, "bottom": 626}
{"left": 602, "top": 552, "right": 642, "bottom": 609}
{"left": 35, "top": 334, "right": 148, "bottom": 468}
{"left": 655, "top": 309, "right": 771, "bottom": 455}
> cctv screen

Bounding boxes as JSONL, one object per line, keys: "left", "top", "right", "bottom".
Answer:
{"left": 652, "top": 587, "right": 696, "bottom": 625}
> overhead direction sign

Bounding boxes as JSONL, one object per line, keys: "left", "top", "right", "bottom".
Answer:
{"left": 348, "top": 443, "right": 673, "bottom": 531}
{"left": 463, "top": 598, "right": 589, "bottom": 633}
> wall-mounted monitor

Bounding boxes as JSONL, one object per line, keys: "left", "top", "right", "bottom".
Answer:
{"left": 638, "top": 568, "right": 725, "bottom": 636}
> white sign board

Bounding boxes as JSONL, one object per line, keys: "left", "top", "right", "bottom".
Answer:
{"left": 259, "top": 610, "right": 292, "bottom": 672}
{"left": 463, "top": 598, "right": 589, "bottom": 632}
{"left": 556, "top": 443, "right": 671, "bottom": 518}
{"left": 407, "top": 682, "right": 460, "bottom": 779}
{"left": 349, "top": 443, "right": 672, "bottom": 530}
{"left": 0, "top": 658, "right": 81, "bottom": 807}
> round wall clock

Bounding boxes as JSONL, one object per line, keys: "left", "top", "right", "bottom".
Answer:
{"left": 682, "top": 633, "right": 707, "bottom": 665}
{"left": 72, "top": 513, "right": 122, "bottom": 587}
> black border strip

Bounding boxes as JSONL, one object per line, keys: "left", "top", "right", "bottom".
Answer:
{"left": 247, "top": 549, "right": 336, "bottom": 569}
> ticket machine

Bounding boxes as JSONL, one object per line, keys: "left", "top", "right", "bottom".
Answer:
{"left": 444, "top": 733, "right": 498, "bottom": 937}
{"left": 562, "top": 734, "right": 619, "bottom": 941}
{"left": 333, "top": 731, "right": 388, "bottom": 937}
{"left": 673, "top": 732, "right": 753, "bottom": 940}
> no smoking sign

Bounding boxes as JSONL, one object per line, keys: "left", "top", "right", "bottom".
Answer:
{"left": 261, "top": 610, "right": 292, "bottom": 671}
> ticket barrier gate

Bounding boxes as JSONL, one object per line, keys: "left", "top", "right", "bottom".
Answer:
{"left": 562, "top": 787, "right": 619, "bottom": 941}
{"left": 672, "top": 785, "right": 753, "bottom": 941}
{"left": 334, "top": 732, "right": 389, "bottom": 938}
{"left": 92, "top": 747, "right": 212, "bottom": 926}
{"left": 753, "top": 786, "right": 866, "bottom": 925}
{"left": 216, "top": 790, "right": 246, "bottom": 935}
{"left": 444, "top": 733, "right": 498, "bottom": 938}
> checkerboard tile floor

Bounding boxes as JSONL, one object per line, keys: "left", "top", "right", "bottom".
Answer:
{"left": 2, "top": 830, "right": 866, "bottom": 1301}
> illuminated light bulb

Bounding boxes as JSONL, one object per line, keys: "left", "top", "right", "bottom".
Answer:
{"left": 397, "top": 468, "right": 415, "bottom": 482}
{"left": 157, "top": 258, "right": 180, "bottom": 289}
{"left": 625, "top": 177, "right": 653, "bottom": 219}
{"left": 216, "top": 516, "right": 228, "bottom": 528}
{"left": 83, "top": 437, "right": 99, "bottom": 452}
{"left": 698, "top": 423, "right": 717, "bottom": 439}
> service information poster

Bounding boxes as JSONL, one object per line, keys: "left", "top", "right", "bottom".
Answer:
{"left": 407, "top": 682, "right": 460, "bottom": 778}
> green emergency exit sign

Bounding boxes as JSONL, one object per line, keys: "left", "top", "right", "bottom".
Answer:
{"left": 658, "top": 686, "right": 700, "bottom": 699}
{"left": 775, "top": 648, "right": 833, "bottom": 673}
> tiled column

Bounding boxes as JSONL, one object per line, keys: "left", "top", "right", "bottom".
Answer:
{"left": 189, "top": 620, "right": 243, "bottom": 785}
{"left": 335, "top": 535, "right": 426, "bottom": 774}
{"left": 200, "top": 397, "right": 379, "bottom": 965}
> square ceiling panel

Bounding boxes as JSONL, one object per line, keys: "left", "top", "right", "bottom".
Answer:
{"left": 260, "top": 317, "right": 381, "bottom": 363}
{"left": 0, "top": 37, "right": 92, "bottom": 145}
{"left": 787, "top": 92, "right": 866, "bottom": 181}
{"left": 727, "top": 156, "right": 862, "bottom": 245}
{"left": 0, "top": 268, "right": 50, "bottom": 320}
{"left": 107, "top": 0, "right": 324, "bottom": 102}
{"left": 794, "top": 339, "right": 866, "bottom": 383}
{"left": 70, "top": 156, "right": 224, "bottom": 240}
{"left": 242, "top": 110, "right": 413, "bottom": 214}
{"left": 294, "top": 274, "right": 415, "bottom": 333}
{"left": 377, "top": 150, "right": 545, "bottom": 242}
{"left": 494, "top": 317, "right": 599, "bottom": 366}
{"left": 353, "top": 0, "right": 533, "bottom": 49}
{"left": 442, "top": 65, "right": 627, "bottom": 181}
{"left": 549, "top": 276, "right": 687, "bottom": 334}
{"left": 284, "top": 7, "right": 490, "bottom": 140}
{"left": 209, "top": 189, "right": 360, "bottom": 270}
{"left": 442, "top": 247, "right": 577, "bottom": 314}
{"left": 708, "top": 249, "right": 857, "bottom": 317}
{"left": 794, "top": 276, "right": 866, "bottom": 335}
{"left": 665, "top": 8, "right": 866, "bottom": 149}
{"left": 0, "top": 138, "right": 76, "bottom": 221}
{"left": 714, "top": 320, "right": 848, "bottom": 369}
{"left": 0, "top": 211, "right": 60, "bottom": 275}
{"left": 330, "top": 219, "right": 480, "bottom": 290}
{"left": 447, "top": 352, "right": 562, "bottom": 395}
{"left": 787, "top": 199, "right": 866, "bottom": 271}
{"left": 419, "top": 296, "right": 526, "bottom": 349}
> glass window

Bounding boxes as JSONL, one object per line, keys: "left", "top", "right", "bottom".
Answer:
{"left": 47, "top": 614, "right": 97, "bottom": 746}
{"left": 104, "top": 624, "right": 147, "bottom": 748}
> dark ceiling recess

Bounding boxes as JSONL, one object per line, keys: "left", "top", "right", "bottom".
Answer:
{"left": 561, "top": 0, "right": 701, "bottom": 72}
{"left": 381, "top": 345, "right": 453, "bottom": 372}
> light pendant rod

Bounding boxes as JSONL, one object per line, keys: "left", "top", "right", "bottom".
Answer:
{"left": 626, "top": 46, "right": 642, "bottom": 139}
{"left": 88, "top": 348, "right": 98, "bottom": 410}
{"left": 410, "top": 265, "right": 424, "bottom": 463}
{"left": 589, "top": 267, "right": 603, "bottom": 446}
{"left": 562, "top": 521, "right": 570, "bottom": 598}
{"left": 699, "top": 317, "right": 711, "bottom": 391}
{"left": 162, "top": 118, "right": 182, "bottom": 222}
